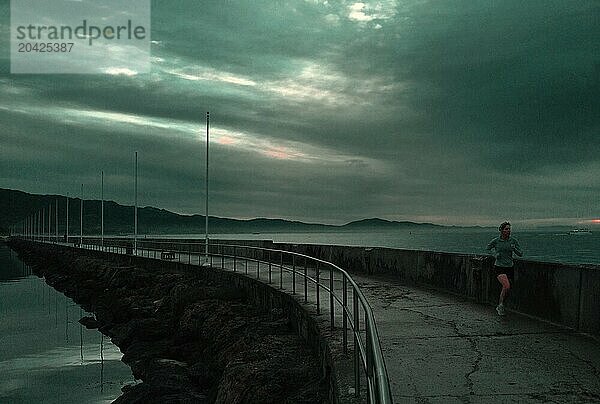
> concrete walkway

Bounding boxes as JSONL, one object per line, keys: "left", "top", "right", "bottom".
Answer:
{"left": 354, "top": 273, "right": 600, "bottom": 403}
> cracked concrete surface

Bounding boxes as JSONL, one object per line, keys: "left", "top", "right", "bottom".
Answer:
{"left": 355, "top": 275, "right": 600, "bottom": 403}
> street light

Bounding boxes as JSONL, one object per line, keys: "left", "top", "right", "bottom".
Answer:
{"left": 80, "top": 184, "right": 84, "bottom": 246}
{"left": 134, "top": 152, "right": 138, "bottom": 255}
{"left": 66, "top": 193, "right": 69, "bottom": 243}
{"left": 101, "top": 170, "right": 104, "bottom": 249}
{"left": 204, "top": 111, "right": 209, "bottom": 265}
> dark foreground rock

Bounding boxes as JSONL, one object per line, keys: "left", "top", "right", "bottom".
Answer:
{"left": 9, "top": 240, "right": 328, "bottom": 403}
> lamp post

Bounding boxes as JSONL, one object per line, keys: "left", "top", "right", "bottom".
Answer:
{"left": 205, "top": 111, "right": 209, "bottom": 265}
{"left": 134, "top": 152, "right": 138, "bottom": 256}
{"left": 101, "top": 170, "right": 104, "bottom": 250}
{"left": 66, "top": 194, "right": 69, "bottom": 244}
{"left": 80, "top": 184, "right": 83, "bottom": 246}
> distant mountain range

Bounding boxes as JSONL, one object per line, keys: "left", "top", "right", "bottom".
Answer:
{"left": 0, "top": 188, "right": 449, "bottom": 235}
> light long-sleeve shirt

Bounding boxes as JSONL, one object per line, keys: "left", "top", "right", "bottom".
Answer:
{"left": 486, "top": 236, "right": 523, "bottom": 267}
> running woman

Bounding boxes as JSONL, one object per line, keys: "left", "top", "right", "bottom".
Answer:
{"left": 487, "top": 222, "right": 523, "bottom": 316}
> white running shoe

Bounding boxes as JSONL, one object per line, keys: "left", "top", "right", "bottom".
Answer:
{"left": 496, "top": 304, "right": 505, "bottom": 316}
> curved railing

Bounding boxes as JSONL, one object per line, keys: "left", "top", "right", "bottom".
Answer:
{"left": 22, "top": 235, "right": 393, "bottom": 403}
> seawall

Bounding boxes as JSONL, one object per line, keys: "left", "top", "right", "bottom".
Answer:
{"left": 270, "top": 242, "right": 600, "bottom": 335}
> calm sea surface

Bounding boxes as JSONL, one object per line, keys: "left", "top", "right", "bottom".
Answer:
{"left": 159, "top": 228, "right": 599, "bottom": 266}
{"left": 0, "top": 245, "right": 135, "bottom": 403}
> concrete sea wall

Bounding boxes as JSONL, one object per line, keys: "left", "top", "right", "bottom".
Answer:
{"left": 267, "top": 242, "right": 599, "bottom": 335}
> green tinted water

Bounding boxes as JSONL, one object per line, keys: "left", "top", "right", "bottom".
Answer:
{"left": 0, "top": 245, "right": 135, "bottom": 403}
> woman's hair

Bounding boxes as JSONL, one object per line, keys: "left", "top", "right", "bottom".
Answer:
{"left": 499, "top": 221, "right": 511, "bottom": 232}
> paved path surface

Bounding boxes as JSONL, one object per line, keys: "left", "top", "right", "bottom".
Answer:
{"left": 51, "top": 241, "right": 600, "bottom": 403}
{"left": 354, "top": 273, "right": 600, "bottom": 403}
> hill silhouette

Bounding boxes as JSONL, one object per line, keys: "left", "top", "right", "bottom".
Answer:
{"left": 0, "top": 188, "right": 444, "bottom": 235}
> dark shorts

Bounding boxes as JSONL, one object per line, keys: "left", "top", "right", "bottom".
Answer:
{"left": 494, "top": 265, "right": 514, "bottom": 281}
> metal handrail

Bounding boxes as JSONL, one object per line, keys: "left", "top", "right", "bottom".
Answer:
{"left": 25, "top": 236, "right": 393, "bottom": 403}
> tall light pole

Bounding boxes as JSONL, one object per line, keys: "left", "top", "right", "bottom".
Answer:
{"left": 134, "top": 152, "right": 138, "bottom": 255}
{"left": 66, "top": 194, "right": 69, "bottom": 244}
{"left": 101, "top": 170, "right": 104, "bottom": 249}
{"left": 80, "top": 184, "right": 83, "bottom": 246}
{"left": 205, "top": 111, "right": 209, "bottom": 264}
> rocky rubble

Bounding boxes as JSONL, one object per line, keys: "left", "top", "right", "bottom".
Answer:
{"left": 9, "top": 240, "right": 328, "bottom": 403}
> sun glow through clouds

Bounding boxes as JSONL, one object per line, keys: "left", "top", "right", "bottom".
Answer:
{"left": 104, "top": 67, "right": 138, "bottom": 76}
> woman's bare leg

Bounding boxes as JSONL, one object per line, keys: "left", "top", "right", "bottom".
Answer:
{"left": 497, "top": 274, "right": 511, "bottom": 305}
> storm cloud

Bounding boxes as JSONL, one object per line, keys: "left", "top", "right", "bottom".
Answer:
{"left": 0, "top": 0, "right": 598, "bottom": 226}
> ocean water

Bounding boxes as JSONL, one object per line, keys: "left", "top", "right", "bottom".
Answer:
{"left": 158, "top": 228, "right": 599, "bottom": 266}
{"left": 0, "top": 245, "right": 135, "bottom": 403}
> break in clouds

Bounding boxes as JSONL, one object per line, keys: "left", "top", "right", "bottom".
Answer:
{"left": 0, "top": 0, "right": 598, "bottom": 226}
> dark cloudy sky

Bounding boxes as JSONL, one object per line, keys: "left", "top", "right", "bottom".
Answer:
{"left": 1, "top": 0, "right": 598, "bottom": 226}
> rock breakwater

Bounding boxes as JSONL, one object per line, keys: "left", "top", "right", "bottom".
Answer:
{"left": 8, "top": 240, "right": 327, "bottom": 403}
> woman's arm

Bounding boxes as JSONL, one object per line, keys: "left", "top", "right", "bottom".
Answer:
{"left": 512, "top": 239, "right": 523, "bottom": 257}
{"left": 486, "top": 239, "right": 496, "bottom": 255}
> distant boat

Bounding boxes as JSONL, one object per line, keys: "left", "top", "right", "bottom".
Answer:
{"left": 569, "top": 228, "right": 592, "bottom": 235}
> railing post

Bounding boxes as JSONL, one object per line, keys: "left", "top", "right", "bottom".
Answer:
{"left": 188, "top": 244, "right": 191, "bottom": 264}
{"left": 316, "top": 262, "right": 320, "bottom": 315}
{"left": 279, "top": 252, "right": 283, "bottom": 289}
{"left": 268, "top": 251, "right": 272, "bottom": 284}
{"left": 304, "top": 257, "right": 308, "bottom": 303}
{"left": 343, "top": 276, "right": 348, "bottom": 354}
{"left": 366, "top": 316, "right": 373, "bottom": 403}
{"left": 292, "top": 255, "right": 296, "bottom": 295}
{"left": 330, "top": 265, "right": 334, "bottom": 328}
{"left": 233, "top": 246, "right": 237, "bottom": 272}
{"left": 256, "top": 255, "right": 260, "bottom": 279}
{"left": 245, "top": 247, "right": 248, "bottom": 275}
{"left": 221, "top": 244, "right": 224, "bottom": 269}
{"left": 353, "top": 288, "right": 360, "bottom": 397}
